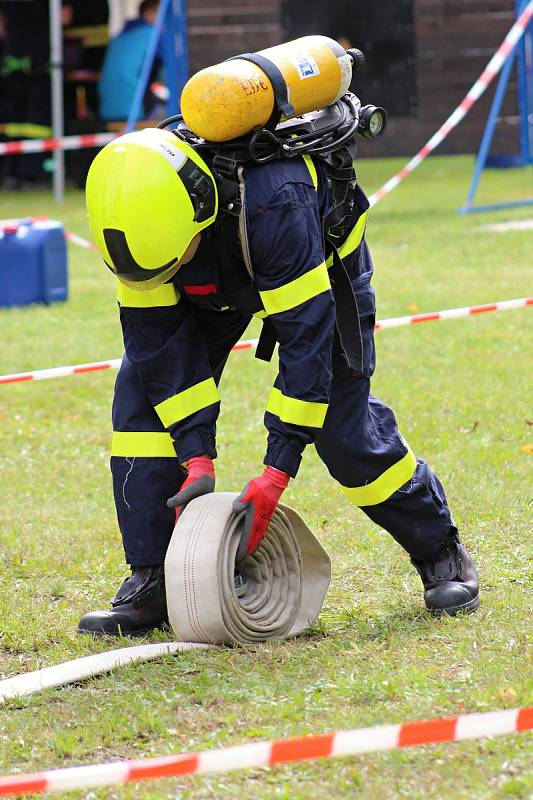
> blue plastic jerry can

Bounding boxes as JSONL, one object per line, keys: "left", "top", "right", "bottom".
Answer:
{"left": 0, "top": 218, "right": 68, "bottom": 308}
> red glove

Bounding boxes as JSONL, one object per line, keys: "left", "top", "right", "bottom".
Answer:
{"left": 167, "top": 456, "right": 215, "bottom": 521}
{"left": 232, "top": 466, "right": 290, "bottom": 562}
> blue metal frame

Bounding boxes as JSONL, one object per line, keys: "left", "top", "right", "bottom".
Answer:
{"left": 125, "top": 0, "right": 188, "bottom": 132}
{"left": 516, "top": 0, "right": 533, "bottom": 165}
{"left": 459, "top": 0, "right": 533, "bottom": 214}
{"left": 162, "top": 0, "right": 189, "bottom": 118}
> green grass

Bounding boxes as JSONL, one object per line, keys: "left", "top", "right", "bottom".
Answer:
{"left": 0, "top": 155, "right": 532, "bottom": 799}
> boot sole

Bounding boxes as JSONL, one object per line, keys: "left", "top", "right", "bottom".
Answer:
{"left": 427, "top": 592, "right": 480, "bottom": 617}
{"left": 77, "top": 624, "right": 168, "bottom": 638}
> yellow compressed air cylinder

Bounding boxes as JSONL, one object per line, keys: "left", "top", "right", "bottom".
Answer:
{"left": 181, "top": 36, "right": 353, "bottom": 142}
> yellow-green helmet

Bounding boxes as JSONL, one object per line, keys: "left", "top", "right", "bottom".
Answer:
{"left": 86, "top": 128, "right": 218, "bottom": 290}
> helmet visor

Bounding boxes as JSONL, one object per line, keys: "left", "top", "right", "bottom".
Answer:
{"left": 103, "top": 227, "right": 180, "bottom": 290}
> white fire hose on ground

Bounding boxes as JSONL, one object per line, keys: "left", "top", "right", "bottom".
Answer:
{"left": 0, "top": 494, "right": 331, "bottom": 703}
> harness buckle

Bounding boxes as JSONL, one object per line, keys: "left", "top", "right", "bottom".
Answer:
{"left": 212, "top": 154, "right": 241, "bottom": 180}
{"left": 222, "top": 198, "right": 241, "bottom": 217}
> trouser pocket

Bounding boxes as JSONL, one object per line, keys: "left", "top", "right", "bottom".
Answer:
{"left": 351, "top": 278, "right": 376, "bottom": 378}
{"left": 331, "top": 235, "right": 376, "bottom": 377}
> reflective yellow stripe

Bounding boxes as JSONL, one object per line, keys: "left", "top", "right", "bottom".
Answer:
{"left": 254, "top": 309, "right": 268, "bottom": 319}
{"left": 4, "top": 122, "right": 52, "bottom": 138}
{"left": 111, "top": 431, "right": 176, "bottom": 458}
{"left": 155, "top": 378, "right": 220, "bottom": 427}
{"left": 267, "top": 387, "right": 328, "bottom": 428}
{"left": 302, "top": 155, "right": 318, "bottom": 190}
{"left": 326, "top": 211, "right": 368, "bottom": 268}
{"left": 117, "top": 282, "right": 180, "bottom": 308}
{"left": 259, "top": 262, "right": 330, "bottom": 316}
{"left": 340, "top": 448, "right": 417, "bottom": 507}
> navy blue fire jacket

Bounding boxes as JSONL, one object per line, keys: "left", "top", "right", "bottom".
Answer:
{"left": 116, "top": 156, "right": 372, "bottom": 477}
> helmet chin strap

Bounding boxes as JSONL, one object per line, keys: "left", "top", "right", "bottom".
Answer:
{"left": 180, "top": 232, "right": 202, "bottom": 265}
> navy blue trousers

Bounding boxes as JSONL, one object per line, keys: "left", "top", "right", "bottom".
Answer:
{"left": 111, "top": 307, "right": 454, "bottom": 566}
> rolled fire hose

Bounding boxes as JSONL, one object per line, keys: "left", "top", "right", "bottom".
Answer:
{"left": 165, "top": 492, "right": 331, "bottom": 644}
{"left": 0, "top": 493, "right": 330, "bottom": 702}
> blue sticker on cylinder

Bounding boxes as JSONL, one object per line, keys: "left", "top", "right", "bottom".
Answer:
{"left": 293, "top": 52, "right": 320, "bottom": 80}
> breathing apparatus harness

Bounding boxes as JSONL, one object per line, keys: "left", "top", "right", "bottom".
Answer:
{"left": 157, "top": 47, "right": 385, "bottom": 241}
{"left": 156, "top": 53, "right": 386, "bottom": 367}
{"left": 159, "top": 90, "right": 384, "bottom": 235}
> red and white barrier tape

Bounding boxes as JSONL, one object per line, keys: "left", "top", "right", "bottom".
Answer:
{"left": 0, "top": 131, "right": 116, "bottom": 157}
{"left": 368, "top": 0, "right": 533, "bottom": 207}
{"left": 0, "top": 707, "right": 530, "bottom": 796}
{"left": 4, "top": 0, "right": 531, "bottom": 170}
{"left": 41, "top": 218, "right": 98, "bottom": 251}
{"left": 0, "top": 357, "right": 123, "bottom": 385}
{"left": 1, "top": 217, "right": 98, "bottom": 251}
{"left": 374, "top": 296, "right": 532, "bottom": 329}
{"left": 0, "top": 340, "right": 259, "bottom": 386}
{"left": 12, "top": 4, "right": 532, "bottom": 249}
{"left": 64, "top": 230, "right": 98, "bottom": 251}
{"left": 2, "top": 2, "right": 531, "bottom": 217}
{"left": 0, "top": 89, "right": 166, "bottom": 157}
{"left": 1, "top": 298, "right": 530, "bottom": 387}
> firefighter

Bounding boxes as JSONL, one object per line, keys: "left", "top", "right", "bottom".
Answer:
{"left": 80, "top": 127, "right": 479, "bottom": 635}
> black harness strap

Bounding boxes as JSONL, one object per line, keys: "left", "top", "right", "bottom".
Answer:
{"left": 254, "top": 250, "right": 364, "bottom": 369}
{"left": 255, "top": 318, "right": 278, "bottom": 362}
{"left": 226, "top": 52, "right": 295, "bottom": 130}
{"left": 214, "top": 149, "right": 364, "bottom": 369}
{"left": 329, "top": 247, "right": 364, "bottom": 373}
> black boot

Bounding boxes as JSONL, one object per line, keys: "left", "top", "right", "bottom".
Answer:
{"left": 78, "top": 566, "right": 169, "bottom": 636}
{"left": 411, "top": 534, "right": 480, "bottom": 616}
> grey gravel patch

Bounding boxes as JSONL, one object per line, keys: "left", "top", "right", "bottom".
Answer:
{"left": 481, "top": 219, "right": 533, "bottom": 232}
